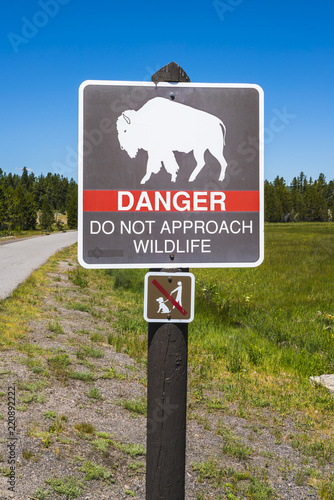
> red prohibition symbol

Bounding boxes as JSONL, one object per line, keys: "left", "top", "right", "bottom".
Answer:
{"left": 152, "top": 279, "right": 188, "bottom": 316}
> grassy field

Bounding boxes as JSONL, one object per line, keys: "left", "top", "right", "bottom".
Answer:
{"left": 104, "top": 222, "right": 334, "bottom": 496}
{"left": 0, "top": 222, "right": 334, "bottom": 498}
{"left": 108, "top": 222, "right": 334, "bottom": 379}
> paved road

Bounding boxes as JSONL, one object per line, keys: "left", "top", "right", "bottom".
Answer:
{"left": 0, "top": 231, "right": 77, "bottom": 300}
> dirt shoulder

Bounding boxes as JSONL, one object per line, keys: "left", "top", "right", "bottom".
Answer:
{"left": 0, "top": 247, "right": 329, "bottom": 499}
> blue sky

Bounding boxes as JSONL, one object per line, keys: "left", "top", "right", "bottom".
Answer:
{"left": 1, "top": 0, "right": 333, "bottom": 184}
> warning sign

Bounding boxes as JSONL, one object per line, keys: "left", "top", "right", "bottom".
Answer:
{"left": 78, "top": 80, "right": 264, "bottom": 269}
{"left": 144, "top": 272, "right": 195, "bottom": 323}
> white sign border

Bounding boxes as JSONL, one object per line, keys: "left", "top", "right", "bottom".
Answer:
{"left": 78, "top": 80, "right": 264, "bottom": 269}
{"left": 144, "top": 272, "right": 195, "bottom": 323}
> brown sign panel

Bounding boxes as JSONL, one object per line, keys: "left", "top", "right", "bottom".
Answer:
{"left": 78, "top": 81, "right": 264, "bottom": 269}
{"left": 144, "top": 272, "right": 195, "bottom": 323}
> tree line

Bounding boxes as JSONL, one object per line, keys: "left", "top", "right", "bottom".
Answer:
{"left": 1, "top": 168, "right": 333, "bottom": 232}
{"left": 265, "top": 172, "right": 334, "bottom": 222}
{"left": 0, "top": 167, "right": 78, "bottom": 232}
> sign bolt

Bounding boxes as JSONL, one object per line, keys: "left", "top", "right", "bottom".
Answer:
{"left": 170, "top": 92, "right": 175, "bottom": 100}
{"left": 169, "top": 253, "right": 175, "bottom": 261}
{"left": 167, "top": 314, "right": 171, "bottom": 320}
{"left": 168, "top": 277, "right": 172, "bottom": 283}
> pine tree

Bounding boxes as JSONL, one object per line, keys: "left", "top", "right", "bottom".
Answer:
{"left": 66, "top": 187, "right": 78, "bottom": 229}
{"left": 24, "top": 191, "right": 38, "bottom": 229}
{"left": 290, "top": 175, "right": 306, "bottom": 220}
{"left": 39, "top": 195, "right": 55, "bottom": 231}
{"left": 0, "top": 184, "right": 6, "bottom": 231}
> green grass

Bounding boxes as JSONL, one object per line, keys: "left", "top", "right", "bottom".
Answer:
{"left": 47, "top": 318, "right": 64, "bottom": 334}
{"left": 74, "top": 422, "right": 96, "bottom": 434}
{"left": 22, "top": 449, "right": 34, "bottom": 460}
{"left": 91, "top": 434, "right": 146, "bottom": 458}
{"left": 75, "top": 345, "right": 104, "bottom": 359}
{"left": 87, "top": 387, "right": 102, "bottom": 400}
{"left": 122, "top": 397, "right": 147, "bottom": 416}
{"left": 105, "top": 223, "right": 334, "bottom": 411}
{"left": 191, "top": 460, "right": 275, "bottom": 499}
{"left": 125, "top": 489, "right": 136, "bottom": 496}
{"left": 47, "top": 352, "right": 71, "bottom": 381}
{"left": 127, "top": 461, "right": 145, "bottom": 474}
{"left": 80, "top": 460, "right": 113, "bottom": 481}
{"left": 20, "top": 380, "right": 48, "bottom": 392}
{"left": 320, "top": 474, "right": 334, "bottom": 499}
{"left": 112, "top": 441, "right": 146, "bottom": 458}
{"left": 102, "top": 366, "right": 126, "bottom": 380}
{"left": 90, "top": 332, "right": 106, "bottom": 342}
{"left": 0, "top": 274, "right": 45, "bottom": 346}
{"left": 66, "top": 301, "right": 92, "bottom": 313}
{"left": 33, "top": 487, "right": 51, "bottom": 499}
{"left": 291, "top": 434, "right": 334, "bottom": 466}
{"left": 19, "top": 379, "right": 47, "bottom": 404}
{"left": 67, "top": 266, "right": 89, "bottom": 288}
{"left": 191, "top": 458, "right": 225, "bottom": 485}
{"left": 92, "top": 437, "right": 110, "bottom": 454}
{"left": 45, "top": 475, "right": 85, "bottom": 498}
{"left": 217, "top": 420, "right": 254, "bottom": 460}
{"left": 69, "top": 370, "right": 96, "bottom": 381}
{"left": 101, "top": 222, "right": 334, "bottom": 495}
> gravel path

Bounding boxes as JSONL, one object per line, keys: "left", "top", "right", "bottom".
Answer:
{"left": 0, "top": 246, "right": 330, "bottom": 499}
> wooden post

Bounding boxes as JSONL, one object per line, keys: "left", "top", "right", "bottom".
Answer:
{"left": 146, "top": 318, "right": 188, "bottom": 499}
{"left": 146, "top": 63, "right": 190, "bottom": 500}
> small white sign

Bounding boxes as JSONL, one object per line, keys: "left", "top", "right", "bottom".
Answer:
{"left": 144, "top": 272, "right": 195, "bottom": 323}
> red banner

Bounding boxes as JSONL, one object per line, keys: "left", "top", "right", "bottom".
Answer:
{"left": 83, "top": 190, "right": 259, "bottom": 213}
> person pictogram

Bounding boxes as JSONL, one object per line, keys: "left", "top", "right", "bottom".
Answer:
{"left": 170, "top": 281, "right": 183, "bottom": 309}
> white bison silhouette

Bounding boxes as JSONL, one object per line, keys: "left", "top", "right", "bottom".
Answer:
{"left": 116, "top": 97, "right": 227, "bottom": 184}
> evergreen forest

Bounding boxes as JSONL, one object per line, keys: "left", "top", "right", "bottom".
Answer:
{"left": 0, "top": 167, "right": 78, "bottom": 233}
{"left": 265, "top": 172, "right": 334, "bottom": 222}
{"left": 0, "top": 169, "right": 333, "bottom": 235}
